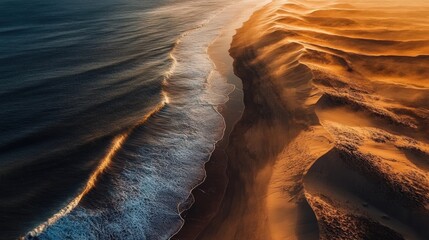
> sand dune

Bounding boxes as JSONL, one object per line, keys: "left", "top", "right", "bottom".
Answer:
{"left": 198, "top": 0, "right": 429, "bottom": 239}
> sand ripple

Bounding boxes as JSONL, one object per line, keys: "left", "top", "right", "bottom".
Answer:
{"left": 204, "top": 0, "right": 429, "bottom": 239}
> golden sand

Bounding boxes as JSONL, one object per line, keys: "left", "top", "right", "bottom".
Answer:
{"left": 199, "top": 0, "right": 429, "bottom": 239}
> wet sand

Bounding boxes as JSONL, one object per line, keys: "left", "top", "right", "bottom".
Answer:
{"left": 186, "top": 0, "right": 429, "bottom": 239}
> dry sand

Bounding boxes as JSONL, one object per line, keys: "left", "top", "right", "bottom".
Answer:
{"left": 193, "top": 0, "right": 429, "bottom": 239}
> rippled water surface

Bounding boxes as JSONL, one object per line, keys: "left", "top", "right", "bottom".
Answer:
{"left": 0, "top": 0, "right": 243, "bottom": 238}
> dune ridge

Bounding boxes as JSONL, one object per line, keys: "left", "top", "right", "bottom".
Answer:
{"left": 199, "top": 0, "right": 429, "bottom": 239}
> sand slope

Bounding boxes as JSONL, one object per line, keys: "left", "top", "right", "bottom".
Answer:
{"left": 199, "top": 0, "right": 429, "bottom": 239}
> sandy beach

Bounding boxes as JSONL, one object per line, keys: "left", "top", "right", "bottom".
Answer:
{"left": 5, "top": 0, "right": 428, "bottom": 239}
{"left": 182, "top": 0, "right": 429, "bottom": 239}
{"left": 173, "top": 2, "right": 269, "bottom": 239}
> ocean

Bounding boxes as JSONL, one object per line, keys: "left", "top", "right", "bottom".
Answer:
{"left": 0, "top": 0, "right": 246, "bottom": 238}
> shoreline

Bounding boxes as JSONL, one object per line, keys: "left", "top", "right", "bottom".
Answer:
{"left": 172, "top": 1, "right": 269, "bottom": 239}
{"left": 10, "top": 0, "right": 429, "bottom": 239}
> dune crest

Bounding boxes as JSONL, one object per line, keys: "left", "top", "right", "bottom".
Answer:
{"left": 200, "top": 0, "right": 429, "bottom": 239}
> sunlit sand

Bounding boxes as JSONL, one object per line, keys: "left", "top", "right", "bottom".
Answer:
{"left": 199, "top": 0, "right": 429, "bottom": 239}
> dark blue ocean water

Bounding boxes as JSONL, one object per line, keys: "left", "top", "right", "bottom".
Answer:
{"left": 0, "top": 0, "right": 237, "bottom": 239}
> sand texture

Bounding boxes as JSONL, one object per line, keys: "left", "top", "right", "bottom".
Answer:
{"left": 198, "top": 0, "right": 429, "bottom": 239}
